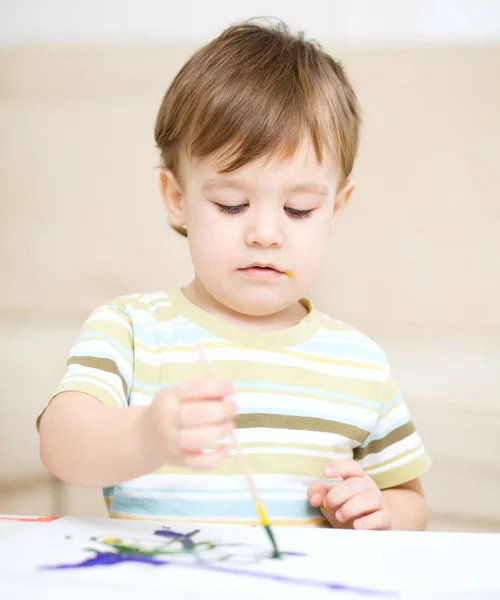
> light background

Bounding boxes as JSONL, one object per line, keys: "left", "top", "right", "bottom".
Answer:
{"left": 1, "top": 0, "right": 499, "bottom": 531}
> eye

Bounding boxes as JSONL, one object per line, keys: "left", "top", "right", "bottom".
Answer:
{"left": 285, "top": 207, "right": 314, "bottom": 219}
{"left": 214, "top": 203, "right": 247, "bottom": 215}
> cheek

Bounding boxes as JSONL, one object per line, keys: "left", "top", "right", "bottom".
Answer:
{"left": 187, "top": 211, "right": 237, "bottom": 272}
{"left": 293, "top": 220, "right": 330, "bottom": 266}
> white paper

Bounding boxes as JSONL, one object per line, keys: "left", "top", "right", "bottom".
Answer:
{"left": 0, "top": 517, "right": 498, "bottom": 599}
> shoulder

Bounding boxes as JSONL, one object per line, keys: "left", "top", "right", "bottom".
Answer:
{"left": 95, "top": 291, "right": 174, "bottom": 317}
{"left": 313, "top": 310, "right": 390, "bottom": 373}
{"left": 83, "top": 291, "right": 179, "bottom": 335}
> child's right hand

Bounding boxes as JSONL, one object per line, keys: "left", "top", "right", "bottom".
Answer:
{"left": 139, "top": 376, "right": 237, "bottom": 470}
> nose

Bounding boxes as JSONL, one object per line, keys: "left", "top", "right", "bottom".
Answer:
{"left": 244, "top": 208, "right": 284, "bottom": 248}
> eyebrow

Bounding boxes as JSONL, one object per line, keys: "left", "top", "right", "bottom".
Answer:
{"left": 284, "top": 183, "right": 329, "bottom": 196}
{"left": 202, "top": 178, "right": 248, "bottom": 192}
{"left": 202, "top": 178, "right": 329, "bottom": 196}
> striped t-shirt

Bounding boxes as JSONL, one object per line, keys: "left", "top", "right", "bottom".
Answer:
{"left": 47, "top": 289, "right": 431, "bottom": 526}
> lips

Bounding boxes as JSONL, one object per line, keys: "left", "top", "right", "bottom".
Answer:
{"left": 240, "top": 263, "right": 283, "bottom": 273}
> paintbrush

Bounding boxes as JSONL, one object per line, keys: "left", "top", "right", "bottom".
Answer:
{"left": 196, "top": 345, "right": 281, "bottom": 559}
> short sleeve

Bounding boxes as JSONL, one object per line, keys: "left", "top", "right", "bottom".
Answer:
{"left": 353, "top": 372, "right": 431, "bottom": 489}
{"left": 36, "top": 301, "right": 134, "bottom": 429}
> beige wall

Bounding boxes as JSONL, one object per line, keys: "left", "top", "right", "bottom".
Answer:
{"left": 1, "top": 44, "right": 499, "bottom": 530}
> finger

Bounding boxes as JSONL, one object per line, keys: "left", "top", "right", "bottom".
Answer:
{"left": 335, "top": 490, "right": 384, "bottom": 523}
{"left": 353, "top": 510, "right": 391, "bottom": 531}
{"left": 178, "top": 400, "right": 237, "bottom": 427}
{"left": 307, "top": 482, "right": 330, "bottom": 508}
{"left": 184, "top": 445, "right": 230, "bottom": 470}
{"left": 178, "top": 377, "right": 236, "bottom": 402}
{"left": 179, "top": 422, "right": 234, "bottom": 451}
{"left": 323, "top": 477, "right": 367, "bottom": 511}
{"left": 324, "top": 459, "right": 364, "bottom": 480}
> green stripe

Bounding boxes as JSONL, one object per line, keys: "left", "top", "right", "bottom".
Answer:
{"left": 67, "top": 356, "right": 129, "bottom": 398}
{"left": 370, "top": 453, "right": 432, "bottom": 489}
{"left": 236, "top": 413, "right": 367, "bottom": 442}
{"left": 54, "top": 380, "right": 126, "bottom": 408}
{"left": 155, "top": 453, "right": 331, "bottom": 477}
{"left": 81, "top": 311, "right": 131, "bottom": 339}
{"left": 133, "top": 360, "right": 382, "bottom": 401}
{"left": 354, "top": 421, "right": 416, "bottom": 460}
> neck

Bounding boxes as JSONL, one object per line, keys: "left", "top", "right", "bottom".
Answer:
{"left": 183, "top": 278, "right": 308, "bottom": 332}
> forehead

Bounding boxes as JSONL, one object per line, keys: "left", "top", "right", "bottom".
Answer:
{"left": 182, "top": 139, "right": 340, "bottom": 191}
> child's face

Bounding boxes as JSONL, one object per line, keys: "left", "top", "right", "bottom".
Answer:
{"left": 161, "top": 140, "right": 353, "bottom": 318}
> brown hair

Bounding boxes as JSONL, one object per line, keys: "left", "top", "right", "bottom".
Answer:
{"left": 154, "top": 19, "right": 361, "bottom": 237}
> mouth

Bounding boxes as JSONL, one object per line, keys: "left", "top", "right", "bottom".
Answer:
{"left": 237, "top": 263, "right": 287, "bottom": 280}
{"left": 239, "top": 263, "right": 284, "bottom": 273}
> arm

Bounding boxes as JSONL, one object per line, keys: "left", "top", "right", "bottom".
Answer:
{"left": 39, "top": 377, "right": 236, "bottom": 488}
{"left": 39, "top": 392, "right": 156, "bottom": 487}
{"left": 382, "top": 478, "right": 428, "bottom": 531}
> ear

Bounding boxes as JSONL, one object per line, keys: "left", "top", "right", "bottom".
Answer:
{"left": 330, "top": 179, "right": 355, "bottom": 232}
{"left": 159, "top": 169, "right": 186, "bottom": 230}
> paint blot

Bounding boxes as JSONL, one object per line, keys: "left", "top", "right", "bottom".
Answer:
{"left": 39, "top": 527, "right": 396, "bottom": 597}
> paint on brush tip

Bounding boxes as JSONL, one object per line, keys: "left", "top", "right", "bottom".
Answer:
{"left": 257, "top": 504, "right": 281, "bottom": 559}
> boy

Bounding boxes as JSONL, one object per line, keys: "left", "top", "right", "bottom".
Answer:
{"left": 39, "top": 20, "right": 431, "bottom": 530}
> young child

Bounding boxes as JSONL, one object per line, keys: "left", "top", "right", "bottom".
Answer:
{"left": 38, "top": 20, "right": 431, "bottom": 530}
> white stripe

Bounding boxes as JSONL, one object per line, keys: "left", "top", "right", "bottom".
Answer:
{"left": 66, "top": 363, "right": 129, "bottom": 396}
{"left": 357, "top": 432, "right": 422, "bottom": 469}
{"left": 315, "top": 330, "right": 383, "bottom": 349}
{"left": 237, "top": 392, "right": 378, "bottom": 421}
{"left": 364, "top": 445, "right": 426, "bottom": 476}
{"left": 60, "top": 372, "right": 125, "bottom": 407}
{"left": 134, "top": 347, "right": 386, "bottom": 381}
{"left": 290, "top": 348, "right": 386, "bottom": 370}
{"left": 235, "top": 428, "right": 356, "bottom": 447}
{"left": 122, "top": 474, "right": 318, "bottom": 490}
{"left": 374, "top": 403, "right": 410, "bottom": 433}
{"left": 140, "top": 318, "right": 203, "bottom": 336}
{"left": 136, "top": 292, "right": 170, "bottom": 304}
{"left": 227, "top": 446, "right": 339, "bottom": 459}
{"left": 86, "top": 310, "right": 132, "bottom": 333}
{"left": 129, "top": 391, "right": 155, "bottom": 405}
{"left": 72, "top": 340, "right": 133, "bottom": 372}
{"left": 149, "top": 301, "right": 176, "bottom": 313}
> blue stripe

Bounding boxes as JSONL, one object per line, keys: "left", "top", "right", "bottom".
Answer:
{"left": 130, "top": 381, "right": 379, "bottom": 413}
{"left": 103, "top": 486, "right": 114, "bottom": 500}
{"left": 111, "top": 495, "right": 321, "bottom": 519}
{"left": 76, "top": 333, "right": 133, "bottom": 361}
{"left": 133, "top": 325, "right": 218, "bottom": 348}
{"left": 238, "top": 382, "right": 379, "bottom": 408}
{"left": 380, "top": 394, "right": 402, "bottom": 415}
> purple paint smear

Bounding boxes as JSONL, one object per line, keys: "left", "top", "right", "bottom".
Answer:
{"left": 150, "top": 556, "right": 398, "bottom": 597}
{"left": 42, "top": 551, "right": 166, "bottom": 569}
{"left": 40, "top": 527, "right": 398, "bottom": 597}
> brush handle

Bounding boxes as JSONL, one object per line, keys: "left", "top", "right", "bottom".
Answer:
{"left": 229, "top": 431, "right": 269, "bottom": 520}
{"left": 196, "top": 345, "right": 270, "bottom": 523}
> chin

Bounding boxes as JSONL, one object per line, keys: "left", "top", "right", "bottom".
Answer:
{"left": 227, "top": 294, "right": 289, "bottom": 318}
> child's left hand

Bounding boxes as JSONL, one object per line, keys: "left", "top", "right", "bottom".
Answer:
{"left": 307, "top": 459, "right": 392, "bottom": 530}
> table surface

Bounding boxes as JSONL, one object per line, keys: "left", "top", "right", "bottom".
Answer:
{"left": 1, "top": 515, "right": 500, "bottom": 600}
{"left": 0, "top": 515, "right": 57, "bottom": 539}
